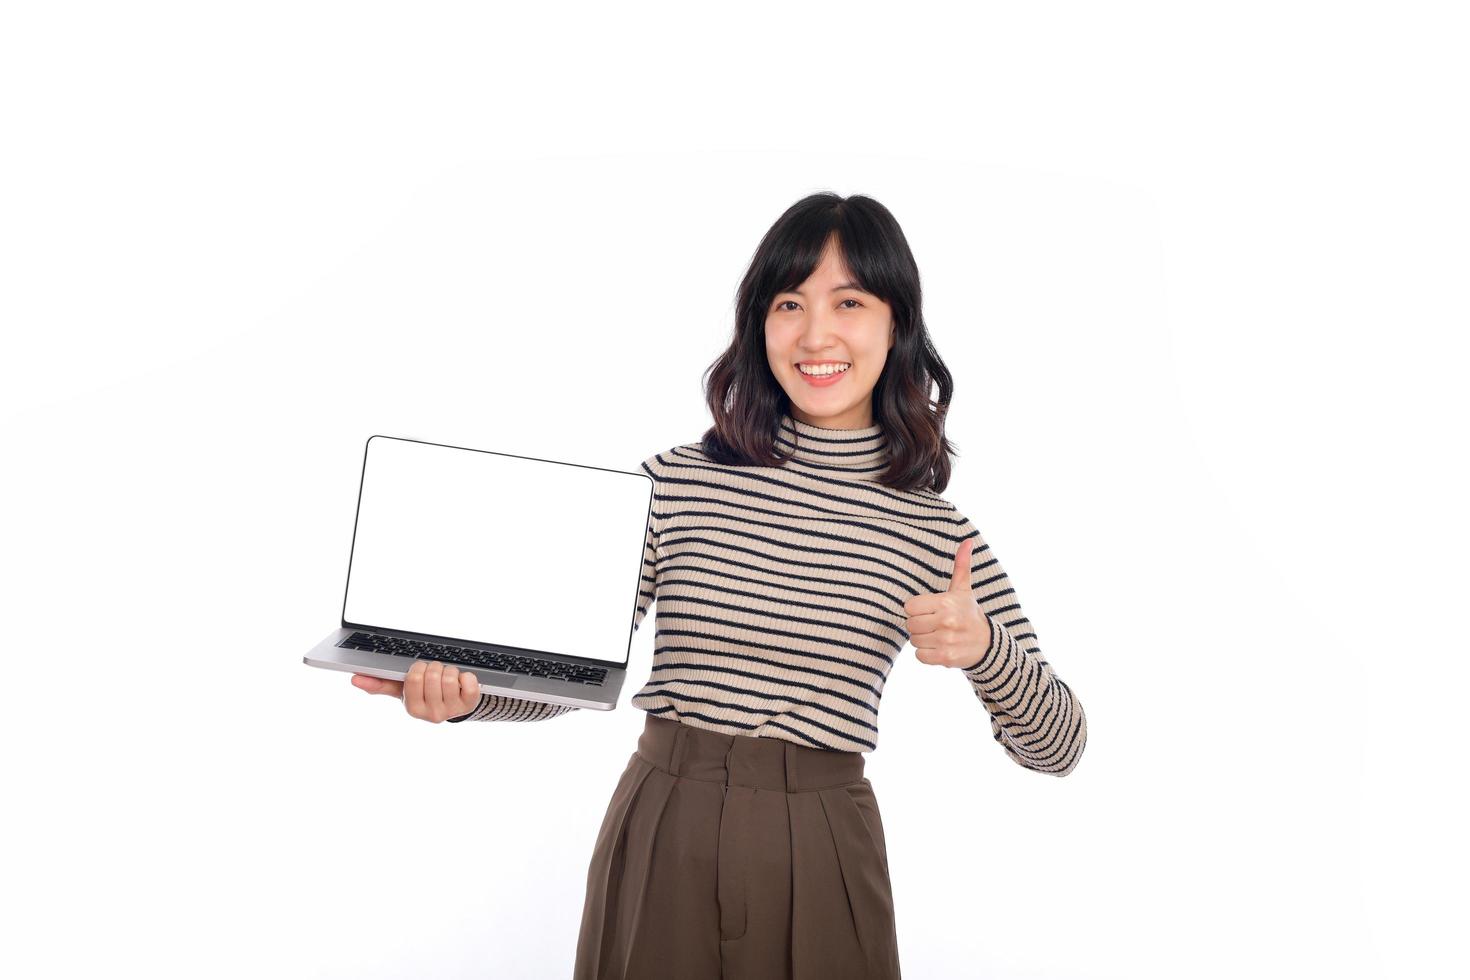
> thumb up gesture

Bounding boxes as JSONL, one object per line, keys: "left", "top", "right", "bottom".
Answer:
{"left": 902, "top": 538, "right": 994, "bottom": 671}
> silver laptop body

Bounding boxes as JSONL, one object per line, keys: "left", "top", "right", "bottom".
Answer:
{"left": 302, "top": 433, "right": 655, "bottom": 711}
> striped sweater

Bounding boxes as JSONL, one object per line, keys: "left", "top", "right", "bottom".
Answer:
{"left": 450, "top": 414, "right": 1087, "bottom": 776}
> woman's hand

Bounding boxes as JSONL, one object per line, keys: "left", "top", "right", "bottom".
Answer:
{"left": 351, "top": 660, "right": 483, "bottom": 722}
{"left": 903, "top": 538, "right": 994, "bottom": 670}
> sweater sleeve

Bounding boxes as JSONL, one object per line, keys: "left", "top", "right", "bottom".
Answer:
{"left": 446, "top": 694, "right": 577, "bottom": 723}
{"left": 449, "top": 452, "right": 663, "bottom": 723}
{"left": 630, "top": 453, "right": 663, "bottom": 635}
{"left": 950, "top": 512, "right": 1088, "bottom": 776}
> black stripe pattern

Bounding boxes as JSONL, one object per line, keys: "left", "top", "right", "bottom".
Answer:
{"left": 452, "top": 414, "right": 1087, "bottom": 776}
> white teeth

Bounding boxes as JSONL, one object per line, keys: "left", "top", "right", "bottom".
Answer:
{"left": 798, "top": 363, "right": 850, "bottom": 376}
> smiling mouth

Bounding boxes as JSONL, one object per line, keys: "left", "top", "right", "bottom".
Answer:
{"left": 795, "top": 362, "right": 851, "bottom": 387}
{"left": 796, "top": 362, "right": 851, "bottom": 376}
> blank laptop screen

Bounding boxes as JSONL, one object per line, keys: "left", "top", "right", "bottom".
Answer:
{"left": 342, "top": 435, "right": 653, "bottom": 666}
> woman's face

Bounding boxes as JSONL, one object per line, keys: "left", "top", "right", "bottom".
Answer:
{"left": 765, "top": 237, "right": 895, "bottom": 430}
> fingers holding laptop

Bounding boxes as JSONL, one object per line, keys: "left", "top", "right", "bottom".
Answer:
{"left": 350, "top": 660, "right": 482, "bottom": 723}
{"left": 405, "top": 661, "right": 482, "bottom": 722}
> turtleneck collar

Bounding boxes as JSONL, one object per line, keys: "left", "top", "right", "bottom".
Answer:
{"left": 775, "top": 412, "right": 889, "bottom": 480}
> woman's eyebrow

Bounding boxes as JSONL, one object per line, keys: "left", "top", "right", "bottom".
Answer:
{"left": 785, "top": 281, "right": 866, "bottom": 295}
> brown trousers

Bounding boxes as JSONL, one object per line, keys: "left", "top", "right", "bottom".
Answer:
{"left": 573, "top": 712, "right": 901, "bottom": 980}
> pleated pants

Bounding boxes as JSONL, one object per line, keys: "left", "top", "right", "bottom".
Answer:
{"left": 573, "top": 712, "right": 902, "bottom": 980}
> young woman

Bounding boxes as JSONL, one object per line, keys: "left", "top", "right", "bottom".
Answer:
{"left": 353, "top": 192, "right": 1089, "bottom": 979}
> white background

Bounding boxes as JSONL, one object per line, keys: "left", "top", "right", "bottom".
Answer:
{"left": 3, "top": 2, "right": 1465, "bottom": 978}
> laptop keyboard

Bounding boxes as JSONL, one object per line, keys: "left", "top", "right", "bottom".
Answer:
{"left": 339, "top": 631, "right": 609, "bottom": 686}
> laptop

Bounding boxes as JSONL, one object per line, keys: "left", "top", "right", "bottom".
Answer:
{"left": 302, "top": 433, "right": 655, "bottom": 711}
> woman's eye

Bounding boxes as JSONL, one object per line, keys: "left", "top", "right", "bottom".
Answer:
{"left": 775, "top": 298, "right": 861, "bottom": 311}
